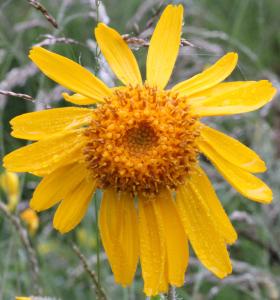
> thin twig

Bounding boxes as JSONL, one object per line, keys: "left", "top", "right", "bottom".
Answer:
{"left": 71, "top": 242, "right": 107, "bottom": 300}
{"left": 34, "top": 35, "right": 80, "bottom": 47}
{"left": 141, "top": 0, "right": 164, "bottom": 33}
{"left": 180, "top": 38, "right": 195, "bottom": 47}
{"left": 122, "top": 35, "right": 194, "bottom": 48}
{"left": 27, "top": 0, "right": 58, "bottom": 28}
{"left": 0, "top": 202, "right": 41, "bottom": 295}
{"left": 0, "top": 90, "right": 34, "bottom": 101}
{"left": 68, "top": 254, "right": 107, "bottom": 279}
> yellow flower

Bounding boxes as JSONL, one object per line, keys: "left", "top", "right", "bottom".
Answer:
{"left": 3, "top": 4, "right": 276, "bottom": 296}
{"left": 20, "top": 208, "right": 39, "bottom": 235}
{"left": 15, "top": 297, "right": 31, "bottom": 300}
{"left": 0, "top": 171, "right": 20, "bottom": 212}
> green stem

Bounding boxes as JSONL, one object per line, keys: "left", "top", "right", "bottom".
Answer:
{"left": 94, "top": 194, "right": 101, "bottom": 284}
{"left": 94, "top": 0, "right": 102, "bottom": 74}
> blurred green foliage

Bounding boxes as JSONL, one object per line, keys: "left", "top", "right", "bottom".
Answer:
{"left": 0, "top": 0, "right": 279, "bottom": 299}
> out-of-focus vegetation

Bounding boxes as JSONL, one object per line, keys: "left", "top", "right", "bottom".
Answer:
{"left": 0, "top": 0, "right": 280, "bottom": 299}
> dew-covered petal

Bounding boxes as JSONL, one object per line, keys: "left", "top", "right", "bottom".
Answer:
{"left": 190, "top": 166, "right": 237, "bottom": 244}
{"left": 156, "top": 189, "right": 189, "bottom": 286}
{"left": 199, "top": 141, "right": 273, "bottom": 203}
{"left": 158, "top": 261, "right": 168, "bottom": 296}
{"left": 3, "top": 130, "right": 85, "bottom": 176}
{"left": 11, "top": 107, "right": 93, "bottom": 140}
{"left": 53, "top": 179, "right": 96, "bottom": 233}
{"left": 172, "top": 53, "right": 238, "bottom": 97}
{"left": 99, "top": 190, "right": 139, "bottom": 286}
{"left": 29, "top": 47, "right": 111, "bottom": 102}
{"left": 30, "top": 163, "right": 89, "bottom": 211}
{"left": 146, "top": 5, "right": 183, "bottom": 89}
{"left": 201, "top": 125, "right": 266, "bottom": 173}
{"left": 191, "top": 80, "right": 276, "bottom": 116}
{"left": 95, "top": 23, "right": 142, "bottom": 86}
{"left": 176, "top": 182, "right": 232, "bottom": 278}
{"left": 138, "top": 195, "right": 167, "bottom": 296}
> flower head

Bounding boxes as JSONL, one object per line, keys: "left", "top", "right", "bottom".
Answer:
{"left": 3, "top": 4, "right": 276, "bottom": 296}
{"left": 84, "top": 84, "right": 200, "bottom": 195}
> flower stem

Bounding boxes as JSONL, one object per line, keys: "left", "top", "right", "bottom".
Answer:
{"left": 167, "top": 286, "right": 176, "bottom": 300}
{"left": 94, "top": 195, "right": 101, "bottom": 284}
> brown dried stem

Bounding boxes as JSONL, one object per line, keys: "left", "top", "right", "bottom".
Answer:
{"left": 34, "top": 35, "right": 80, "bottom": 47}
{"left": 27, "top": 0, "right": 58, "bottom": 28}
{"left": 71, "top": 242, "right": 107, "bottom": 300}
{"left": 0, "top": 90, "right": 34, "bottom": 101}
{"left": 122, "top": 35, "right": 194, "bottom": 48}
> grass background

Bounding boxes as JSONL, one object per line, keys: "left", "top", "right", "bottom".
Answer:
{"left": 0, "top": 0, "right": 280, "bottom": 299}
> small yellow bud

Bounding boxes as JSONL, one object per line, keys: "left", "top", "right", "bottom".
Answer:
{"left": 20, "top": 208, "right": 39, "bottom": 236}
{"left": 0, "top": 171, "right": 20, "bottom": 212}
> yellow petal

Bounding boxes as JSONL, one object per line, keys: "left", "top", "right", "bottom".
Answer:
{"left": 34, "top": 145, "right": 84, "bottom": 177}
{"left": 29, "top": 47, "right": 111, "bottom": 102}
{"left": 199, "top": 141, "right": 272, "bottom": 203}
{"left": 3, "top": 130, "right": 84, "bottom": 175}
{"left": 156, "top": 189, "right": 188, "bottom": 286}
{"left": 191, "top": 80, "right": 276, "bottom": 116}
{"left": 146, "top": 4, "right": 183, "bottom": 89}
{"left": 190, "top": 167, "right": 237, "bottom": 244}
{"left": 30, "top": 163, "right": 88, "bottom": 212}
{"left": 95, "top": 23, "right": 142, "bottom": 86}
{"left": 138, "top": 195, "right": 166, "bottom": 296}
{"left": 11, "top": 107, "right": 93, "bottom": 140}
{"left": 62, "top": 93, "right": 98, "bottom": 105}
{"left": 187, "top": 81, "right": 254, "bottom": 104}
{"left": 201, "top": 125, "right": 266, "bottom": 173}
{"left": 53, "top": 179, "right": 96, "bottom": 233}
{"left": 99, "top": 190, "right": 139, "bottom": 286}
{"left": 158, "top": 261, "right": 168, "bottom": 295}
{"left": 176, "top": 182, "right": 232, "bottom": 278}
{"left": 172, "top": 53, "right": 238, "bottom": 97}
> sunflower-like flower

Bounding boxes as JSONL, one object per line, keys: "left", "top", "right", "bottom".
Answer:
{"left": 3, "top": 4, "right": 276, "bottom": 296}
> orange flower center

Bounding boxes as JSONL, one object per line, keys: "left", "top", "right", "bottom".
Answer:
{"left": 84, "top": 84, "right": 201, "bottom": 196}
